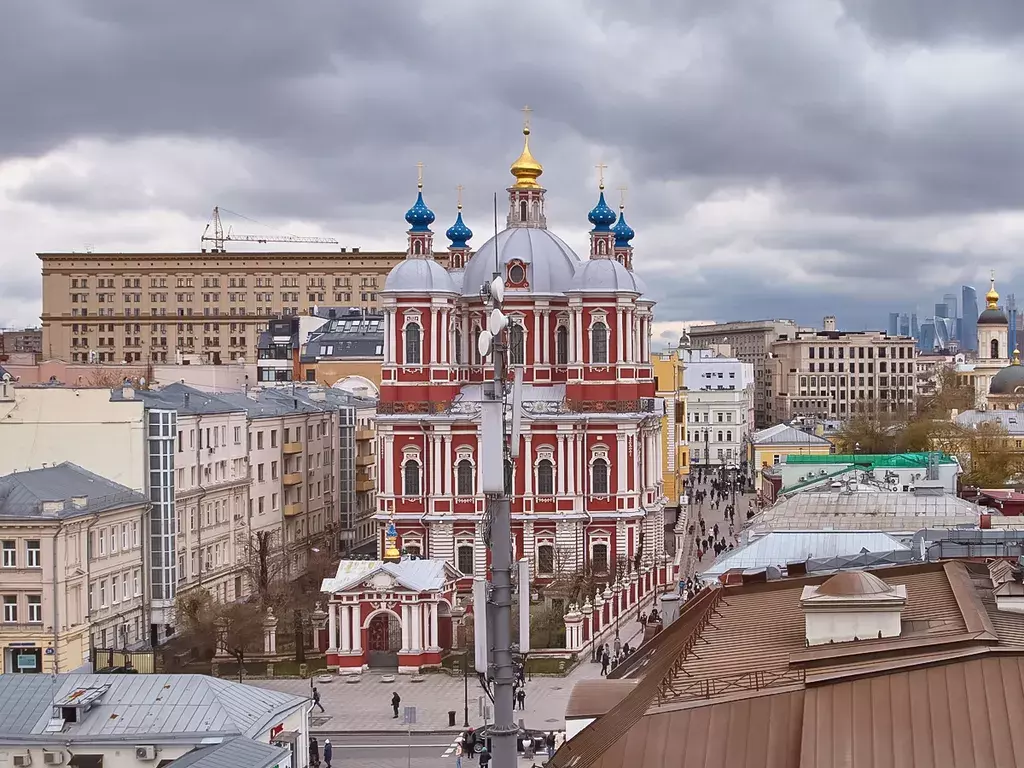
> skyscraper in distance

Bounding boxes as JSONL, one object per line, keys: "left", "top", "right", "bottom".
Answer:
{"left": 962, "top": 285, "right": 979, "bottom": 352}
{"left": 887, "top": 312, "right": 900, "bottom": 336}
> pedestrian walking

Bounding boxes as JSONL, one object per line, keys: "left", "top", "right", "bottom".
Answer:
{"left": 391, "top": 690, "right": 401, "bottom": 719}
{"left": 546, "top": 731, "right": 557, "bottom": 760}
{"left": 309, "top": 736, "right": 320, "bottom": 768}
{"left": 455, "top": 737, "right": 464, "bottom": 768}
{"left": 479, "top": 747, "right": 491, "bottom": 766}
{"left": 323, "top": 739, "right": 333, "bottom": 768}
{"left": 464, "top": 728, "right": 477, "bottom": 760}
{"left": 600, "top": 648, "right": 610, "bottom": 676}
{"left": 516, "top": 687, "right": 526, "bottom": 711}
{"left": 312, "top": 687, "right": 325, "bottom": 713}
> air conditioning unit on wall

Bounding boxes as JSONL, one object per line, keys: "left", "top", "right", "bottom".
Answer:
{"left": 135, "top": 746, "right": 157, "bottom": 761}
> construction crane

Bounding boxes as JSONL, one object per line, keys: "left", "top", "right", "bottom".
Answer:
{"left": 201, "top": 206, "right": 338, "bottom": 252}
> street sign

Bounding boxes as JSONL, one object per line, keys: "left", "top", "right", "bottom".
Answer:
{"left": 403, "top": 706, "right": 417, "bottom": 725}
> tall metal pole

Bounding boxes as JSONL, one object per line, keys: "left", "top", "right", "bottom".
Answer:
{"left": 485, "top": 192, "right": 517, "bottom": 767}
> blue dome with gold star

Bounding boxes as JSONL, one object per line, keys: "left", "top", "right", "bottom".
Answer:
{"left": 445, "top": 208, "right": 473, "bottom": 249}
{"left": 588, "top": 190, "right": 617, "bottom": 232}
{"left": 405, "top": 189, "right": 436, "bottom": 232}
{"left": 613, "top": 210, "right": 635, "bottom": 248}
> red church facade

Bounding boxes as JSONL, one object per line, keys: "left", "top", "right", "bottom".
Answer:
{"left": 374, "top": 122, "right": 667, "bottom": 599}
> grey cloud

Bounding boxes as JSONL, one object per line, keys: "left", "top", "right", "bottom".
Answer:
{"left": 838, "top": 0, "right": 1024, "bottom": 42}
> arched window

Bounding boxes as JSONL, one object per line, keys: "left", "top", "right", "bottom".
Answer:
{"left": 403, "top": 544, "right": 421, "bottom": 556}
{"left": 504, "top": 459, "right": 514, "bottom": 496}
{"left": 726, "top": 430, "right": 732, "bottom": 442}
{"left": 456, "top": 459, "right": 474, "bottom": 496}
{"left": 405, "top": 322, "right": 422, "bottom": 365}
{"left": 520, "top": 200, "right": 528, "bottom": 222}
{"left": 591, "top": 543, "right": 609, "bottom": 573}
{"left": 457, "top": 544, "right": 474, "bottom": 575}
{"left": 509, "top": 323, "right": 525, "bottom": 365}
{"left": 592, "top": 458, "right": 609, "bottom": 495}
{"left": 556, "top": 325, "right": 568, "bottom": 365}
{"left": 413, "top": 240, "right": 422, "bottom": 255}
{"left": 474, "top": 326, "right": 482, "bottom": 364}
{"left": 717, "top": 431, "right": 723, "bottom": 442}
{"left": 591, "top": 322, "right": 609, "bottom": 364}
{"left": 537, "top": 544, "right": 555, "bottom": 575}
{"left": 537, "top": 459, "right": 554, "bottom": 496}
{"left": 403, "top": 459, "right": 420, "bottom": 496}
{"left": 992, "top": 338, "right": 1000, "bottom": 359}
{"left": 454, "top": 328, "right": 463, "bottom": 365}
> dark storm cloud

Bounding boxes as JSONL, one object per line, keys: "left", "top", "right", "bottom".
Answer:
{"left": 2, "top": 0, "right": 1024, "bottom": 328}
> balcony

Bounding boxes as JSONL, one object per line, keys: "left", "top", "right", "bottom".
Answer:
{"left": 356, "top": 429, "right": 375, "bottom": 442}
{"left": 283, "top": 442, "right": 302, "bottom": 455}
{"left": 356, "top": 454, "right": 375, "bottom": 467}
{"left": 356, "top": 478, "right": 376, "bottom": 493}
{"left": 283, "top": 472, "right": 302, "bottom": 486}
{"left": 283, "top": 503, "right": 302, "bottom": 517}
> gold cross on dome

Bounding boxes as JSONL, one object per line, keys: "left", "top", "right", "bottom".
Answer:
{"left": 595, "top": 162, "right": 608, "bottom": 190}
{"left": 522, "top": 105, "right": 532, "bottom": 132}
{"left": 619, "top": 185, "right": 628, "bottom": 208}
{"left": 416, "top": 161, "right": 425, "bottom": 188}
{"left": 456, "top": 184, "right": 464, "bottom": 209}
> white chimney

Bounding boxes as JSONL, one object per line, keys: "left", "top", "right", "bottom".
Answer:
{"left": 800, "top": 570, "right": 906, "bottom": 646}
{"left": 823, "top": 316, "right": 837, "bottom": 332}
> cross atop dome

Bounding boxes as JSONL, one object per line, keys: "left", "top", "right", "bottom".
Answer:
{"left": 510, "top": 106, "right": 544, "bottom": 190}
{"left": 507, "top": 109, "right": 548, "bottom": 229}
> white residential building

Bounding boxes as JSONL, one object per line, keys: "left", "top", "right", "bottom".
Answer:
{"left": 681, "top": 348, "right": 755, "bottom": 467}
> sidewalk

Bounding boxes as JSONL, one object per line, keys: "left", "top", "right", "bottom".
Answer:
{"left": 250, "top": 616, "right": 648, "bottom": 734}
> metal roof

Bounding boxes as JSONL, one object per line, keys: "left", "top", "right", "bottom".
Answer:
{"left": 752, "top": 490, "right": 981, "bottom": 534}
{"left": 751, "top": 423, "right": 832, "bottom": 446}
{"left": 0, "top": 462, "right": 148, "bottom": 519}
{"left": 166, "top": 737, "right": 289, "bottom": 768}
{"left": 0, "top": 674, "right": 304, "bottom": 744}
{"left": 322, "top": 558, "right": 461, "bottom": 594}
{"left": 111, "top": 383, "right": 247, "bottom": 416}
{"left": 957, "top": 409, "right": 1024, "bottom": 434}
{"left": 785, "top": 451, "right": 956, "bottom": 467}
{"left": 701, "top": 531, "right": 908, "bottom": 580}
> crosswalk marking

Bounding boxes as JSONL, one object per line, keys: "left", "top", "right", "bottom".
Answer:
{"left": 442, "top": 736, "right": 461, "bottom": 757}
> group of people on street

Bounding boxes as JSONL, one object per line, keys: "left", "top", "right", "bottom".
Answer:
{"left": 454, "top": 728, "right": 560, "bottom": 767}
{"left": 308, "top": 736, "right": 331, "bottom": 768}
{"left": 598, "top": 633, "right": 637, "bottom": 676}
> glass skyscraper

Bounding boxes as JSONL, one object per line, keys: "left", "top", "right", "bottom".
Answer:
{"left": 962, "top": 285, "right": 979, "bottom": 352}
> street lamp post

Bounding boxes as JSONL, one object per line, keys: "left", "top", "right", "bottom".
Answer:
{"left": 461, "top": 650, "right": 470, "bottom": 728}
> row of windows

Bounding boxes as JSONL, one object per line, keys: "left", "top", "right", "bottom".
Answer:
{"left": 0, "top": 540, "right": 40, "bottom": 568}
{"left": 87, "top": 571, "right": 142, "bottom": 611}
{"left": 407, "top": 541, "right": 612, "bottom": 577}
{"left": 402, "top": 322, "right": 609, "bottom": 366}
{"left": 401, "top": 457, "right": 611, "bottom": 496}
{"left": 2, "top": 594, "right": 41, "bottom": 623}
{"left": 90, "top": 522, "right": 141, "bottom": 558}
{"left": 688, "top": 430, "right": 736, "bottom": 443}
{"left": 807, "top": 345, "right": 911, "bottom": 360}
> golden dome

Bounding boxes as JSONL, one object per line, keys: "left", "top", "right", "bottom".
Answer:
{"left": 510, "top": 127, "right": 544, "bottom": 189}
{"left": 987, "top": 275, "right": 1000, "bottom": 309}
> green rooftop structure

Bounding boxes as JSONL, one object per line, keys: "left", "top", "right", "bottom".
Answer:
{"left": 785, "top": 452, "right": 957, "bottom": 469}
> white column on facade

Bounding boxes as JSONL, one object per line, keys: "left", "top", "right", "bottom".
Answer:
{"left": 641, "top": 315, "right": 649, "bottom": 363}
{"left": 617, "top": 433, "right": 628, "bottom": 494}
{"left": 328, "top": 602, "right": 338, "bottom": 652}
{"left": 384, "top": 435, "right": 395, "bottom": 495}
{"left": 577, "top": 433, "right": 586, "bottom": 496}
{"left": 383, "top": 312, "right": 391, "bottom": 362}
{"left": 556, "top": 434, "right": 566, "bottom": 495}
{"left": 412, "top": 603, "right": 422, "bottom": 651}
{"left": 340, "top": 605, "right": 351, "bottom": 652}
{"left": 633, "top": 435, "right": 642, "bottom": 491}
{"left": 441, "top": 434, "right": 451, "bottom": 496}
{"left": 431, "top": 434, "right": 441, "bottom": 498}
{"left": 626, "top": 309, "right": 635, "bottom": 362}
{"left": 575, "top": 309, "right": 585, "bottom": 364}
{"left": 534, "top": 312, "right": 542, "bottom": 365}
{"left": 566, "top": 432, "right": 577, "bottom": 495}
{"left": 430, "top": 308, "right": 439, "bottom": 363}
{"left": 390, "top": 313, "right": 398, "bottom": 362}
{"left": 400, "top": 604, "right": 410, "bottom": 651}
{"left": 524, "top": 434, "right": 533, "bottom": 497}
{"left": 431, "top": 602, "right": 439, "bottom": 648}
{"left": 543, "top": 310, "right": 551, "bottom": 363}
{"left": 617, "top": 308, "right": 626, "bottom": 361}
{"left": 352, "top": 610, "right": 362, "bottom": 652}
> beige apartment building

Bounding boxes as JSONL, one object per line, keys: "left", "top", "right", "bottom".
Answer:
{"left": 0, "top": 463, "right": 149, "bottom": 674}
{"left": 770, "top": 317, "right": 918, "bottom": 421}
{"left": 38, "top": 249, "right": 443, "bottom": 365}
{"left": 685, "top": 319, "right": 798, "bottom": 427}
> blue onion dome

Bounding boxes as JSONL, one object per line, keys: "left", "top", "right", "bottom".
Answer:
{"left": 445, "top": 207, "right": 473, "bottom": 249}
{"left": 405, "top": 186, "right": 436, "bottom": 232}
{"left": 588, "top": 188, "right": 617, "bottom": 232}
{"left": 613, "top": 208, "right": 635, "bottom": 248}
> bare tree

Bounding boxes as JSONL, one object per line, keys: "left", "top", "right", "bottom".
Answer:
{"left": 239, "top": 529, "right": 284, "bottom": 607}
{"left": 168, "top": 588, "right": 264, "bottom": 678}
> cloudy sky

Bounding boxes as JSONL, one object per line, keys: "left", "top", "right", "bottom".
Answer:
{"left": 3, "top": 1, "right": 1024, "bottom": 343}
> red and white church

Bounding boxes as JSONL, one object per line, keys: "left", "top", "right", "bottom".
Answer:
{"left": 374, "top": 122, "right": 667, "bottom": 588}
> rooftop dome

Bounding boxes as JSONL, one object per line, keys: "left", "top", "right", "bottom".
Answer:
{"left": 383, "top": 258, "right": 457, "bottom": 295}
{"left": 817, "top": 570, "right": 893, "bottom": 597}
{"left": 461, "top": 227, "right": 581, "bottom": 297}
{"left": 613, "top": 209, "right": 635, "bottom": 248}
{"left": 979, "top": 307, "right": 1008, "bottom": 326}
{"left": 404, "top": 188, "right": 435, "bottom": 232}
{"left": 568, "top": 258, "right": 643, "bottom": 295}
{"left": 445, "top": 207, "right": 473, "bottom": 249}
{"left": 990, "top": 351, "right": 1024, "bottom": 395}
{"left": 510, "top": 126, "right": 543, "bottom": 190}
{"left": 587, "top": 189, "right": 617, "bottom": 232}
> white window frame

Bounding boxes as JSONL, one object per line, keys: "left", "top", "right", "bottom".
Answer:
{"left": 536, "top": 540, "right": 556, "bottom": 576}
{"left": 454, "top": 452, "right": 476, "bottom": 498}
{"left": 589, "top": 537, "right": 611, "bottom": 574}
{"left": 1, "top": 541, "right": 15, "bottom": 568}
{"left": 402, "top": 310, "right": 424, "bottom": 367}
{"left": 401, "top": 449, "right": 422, "bottom": 497}
{"left": 589, "top": 445, "right": 611, "bottom": 497}
{"left": 456, "top": 541, "right": 475, "bottom": 575}
{"left": 588, "top": 311, "right": 610, "bottom": 366}
{"left": 2, "top": 596, "right": 17, "bottom": 623}
{"left": 508, "top": 316, "right": 527, "bottom": 366}
{"left": 534, "top": 445, "right": 556, "bottom": 497}
{"left": 27, "top": 595, "right": 42, "bottom": 623}
{"left": 26, "top": 540, "right": 40, "bottom": 568}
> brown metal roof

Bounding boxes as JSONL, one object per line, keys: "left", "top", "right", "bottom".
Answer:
{"left": 565, "top": 679, "right": 637, "bottom": 719}
{"left": 557, "top": 561, "right": 1024, "bottom": 768}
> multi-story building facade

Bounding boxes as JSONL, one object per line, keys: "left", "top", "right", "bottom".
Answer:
{"left": 652, "top": 350, "right": 688, "bottom": 510}
{"left": 770, "top": 318, "right": 917, "bottom": 421}
{"left": 38, "top": 249, "right": 437, "bottom": 365}
{"left": 377, "top": 124, "right": 665, "bottom": 591}
{"left": 0, "top": 379, "right": 371, "bottom": 644}
{"left": 680, "top": 349, "right": 755, "bottom": 468}
{"left": 0, "top": 462, "right": 149, "bottom": 674}
{"left": 0, "top": 328, "right": 42, "bottom": 356}
{"left": 684, "top": 319, "right": 798, "bottom": 427}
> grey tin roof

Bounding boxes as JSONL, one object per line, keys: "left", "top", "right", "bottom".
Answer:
{"left": 167, "top": 737, "right": 289, "bottom": 768}
{"left": 0, "top": 673, "right": 304, "bottom": 744}
{"left": 0, "top": 462, "right": 147, "bottom": 520}
{"left": 751, "top": 423, "right": 833, "bottom": 446}
{"left": 111, "top": 383, "right": 246, "bottom": 416}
